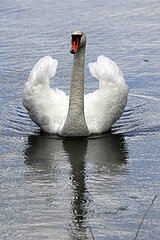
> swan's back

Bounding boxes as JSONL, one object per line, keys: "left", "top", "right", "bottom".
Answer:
{"left": 85, "top": 55, "right": 129, "bottom": 134}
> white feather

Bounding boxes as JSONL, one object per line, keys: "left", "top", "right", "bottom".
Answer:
{"left": 23, "top": 56, "right": 68, "bottom": 134}
{"left": 85, "top": 55, "right": 129, "bottom": 133}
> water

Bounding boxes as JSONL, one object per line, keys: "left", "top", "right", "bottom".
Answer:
{"left": 0, "top": 0, "right": 160, "bottom": 239}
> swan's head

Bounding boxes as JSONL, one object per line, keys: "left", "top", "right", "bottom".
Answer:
{"left": 70, "top": 30, "right": 86, "bottom": 54}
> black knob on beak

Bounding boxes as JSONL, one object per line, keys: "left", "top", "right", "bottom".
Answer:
{"left": 70, "top": 49, "right": 75, "bottom": 54}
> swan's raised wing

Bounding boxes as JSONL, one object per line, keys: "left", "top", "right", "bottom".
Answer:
{"left": 23, "top": 56, "right": 68, "bottom": 134}
{"left": 85, "top": 55, "right": 129, "bottom": 134}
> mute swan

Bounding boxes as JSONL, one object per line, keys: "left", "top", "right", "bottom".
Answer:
{"left": 23, "top": 30, "right": 129, "bottom": 137}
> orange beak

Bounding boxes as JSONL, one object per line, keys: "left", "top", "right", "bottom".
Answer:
{"left": 70, "top": 37, "right": 80, "bottom": 54}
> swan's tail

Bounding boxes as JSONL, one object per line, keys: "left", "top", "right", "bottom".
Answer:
{"left": 28, "top": 56, "right": 58, "bottom": 86}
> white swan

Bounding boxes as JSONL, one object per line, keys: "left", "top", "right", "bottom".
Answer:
{"left": 23, "top": 30, "right": 129, "bottom": 137}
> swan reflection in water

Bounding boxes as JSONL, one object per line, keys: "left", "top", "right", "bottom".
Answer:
{"left": 24, "top": 133, "right": 128, "bottom": 239}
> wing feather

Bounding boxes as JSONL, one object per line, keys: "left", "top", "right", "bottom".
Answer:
{"left": 23, "top": 56, "right": 68, "bottom": 134}
{"left": 85, "top": 55, "right": 129, "bottom": 134}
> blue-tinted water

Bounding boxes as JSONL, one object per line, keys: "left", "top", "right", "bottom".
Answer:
{"left": 0, "top": 0, "right": 160, "bottom": 239}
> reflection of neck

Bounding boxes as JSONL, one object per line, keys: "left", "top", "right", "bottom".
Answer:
{"left": 63, "top": 139, "right": 88, "bottom": 231}
{"left": 61, "top": 47, "right": 89, "bottom": 137}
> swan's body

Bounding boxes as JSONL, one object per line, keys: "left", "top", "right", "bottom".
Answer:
{"left": 23, "top": 31, "right": 129, "bottom": 137}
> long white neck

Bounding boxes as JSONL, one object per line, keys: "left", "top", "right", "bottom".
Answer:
{"left": 61, "top": 47, "right": 89, "bottom": 137}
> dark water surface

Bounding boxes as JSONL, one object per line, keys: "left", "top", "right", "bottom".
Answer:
{"left": 0, "top": 0, "right": 160, "bottom": 239}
